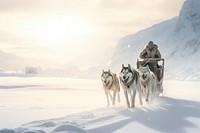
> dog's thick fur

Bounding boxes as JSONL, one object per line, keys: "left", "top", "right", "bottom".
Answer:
{"left": 119, "top": 64, "right": 143, "bottom": 108}
{"left": 101, "top": 70, "right": 120, "bottom": 106}
{"left": 138, "top": 65, "right": 159, "bottom": 102}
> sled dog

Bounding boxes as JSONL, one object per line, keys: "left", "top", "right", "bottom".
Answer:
{"left": 101, "top": 70, "right": 120, "bottom": 106}
{"left": 119, "top": 64, "right": 143, "bottom": 108}
{"left": 138, "top": 65, "right": 159, "bottom": 102}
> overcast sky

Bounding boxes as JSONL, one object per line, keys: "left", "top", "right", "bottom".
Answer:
{"left": 0, "top": 0, "right": 184, "bottom": 65}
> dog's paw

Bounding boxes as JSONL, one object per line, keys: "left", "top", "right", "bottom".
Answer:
{"left": 131, "top": 105, "right": 135, "bottom": 108}
{"left": 127, "top": 105, "right": 130, "bottom": 108}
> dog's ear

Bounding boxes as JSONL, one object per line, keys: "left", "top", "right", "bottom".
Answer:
{"left": 146, "top": 65, "right": 150, "bottom": 71}
{"left": 102, "top": 69, "right": 104, "bottom": 73}
{"left": 138, "top": 67, "right": 141, "bottom": 72}
{"left": 122, "top": 64, "right": 124, "bottom": 68}
{"left": 128, "top": 64, "right": 131, "bottom": 70}
{"left": 108, "top": 69, "right": 110, "bottom": 73}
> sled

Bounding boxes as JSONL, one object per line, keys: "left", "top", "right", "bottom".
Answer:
{"left": 137, "top": 58, "right": 164, "bottom": 78}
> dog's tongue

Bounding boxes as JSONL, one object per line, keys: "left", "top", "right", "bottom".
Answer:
{"left": 124, "top": 77, "right": 129, "bottom": 83}
{"left": 106, "top": 81, "right": 110, "bottom": 86}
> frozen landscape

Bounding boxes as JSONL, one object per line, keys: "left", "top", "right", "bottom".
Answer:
{"left": 111, "top": 0, "right": 200, "bottom": 80}
{"left": 0, "top": 77, "right": 200, "bottom": 133}
{"left": 1, "top": 0, "right": 200, "bottom": 133}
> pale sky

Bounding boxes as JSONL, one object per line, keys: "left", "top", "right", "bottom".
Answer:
{"left": 0, "top": 0, "right": 184, "bottom": 66}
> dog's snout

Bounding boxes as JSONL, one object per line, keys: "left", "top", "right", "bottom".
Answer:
{"left": 142, "top": 74, "right": 147, "bottom": 79}
{"left": 142, "top": 74, "right": 145, "bottom": 78}
{"left": 123, "top": 76, "right": 126, "bottom": 79}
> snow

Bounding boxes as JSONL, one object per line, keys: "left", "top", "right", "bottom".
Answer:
{"left": 0, "top": 77, "right": 105, "bottom": 129}
{"left": 0, "top": 77, "right": 200, "bottom": 133}
{"left": 0, "top": 50, "right": 58, "bottom": 72}
{"left": 1, "top": 1, "right": 200, "bottom": 132}
{"left": 110, "top": 0, "right": 200, "bottom": 81}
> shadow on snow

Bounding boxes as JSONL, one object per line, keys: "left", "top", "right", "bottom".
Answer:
{"left": 88, "top": 97, "right": 200, "bottom": 133}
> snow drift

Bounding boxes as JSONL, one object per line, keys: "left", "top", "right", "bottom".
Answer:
{"left": 0, "top": 78, "right": 200, "bottom": 133}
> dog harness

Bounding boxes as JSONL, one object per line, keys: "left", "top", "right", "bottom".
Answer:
{"left": 141, "top": 78, "right": 150, "bottom": 88}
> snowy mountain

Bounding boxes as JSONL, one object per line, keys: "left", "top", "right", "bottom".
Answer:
{"left": 0, "top": 50, "right": 26, "bottom": 71}
{"left": 62, "top": 47, "right": 114, "bottom": 78}
{"left": 0, "top": 50, "right": 58, "bottom": 76}
{"left": 111, "top": 0, "right": 200, "bottom": 81}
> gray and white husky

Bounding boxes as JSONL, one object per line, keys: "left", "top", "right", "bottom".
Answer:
{"left": 138, "top": 65, "right": 159, "bottom": 102}
{"left": 101, "top": 70, "right": 121, "bottom": 106}
{"left": 119, "top": 64, "right": 143, "bottom": 108}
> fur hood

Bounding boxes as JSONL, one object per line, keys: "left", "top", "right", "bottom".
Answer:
{"left": 140, "top": 44, "right": 161, "bottom": 59}
{"left": 146, "top": 44, "right": 158, "bottom": 51}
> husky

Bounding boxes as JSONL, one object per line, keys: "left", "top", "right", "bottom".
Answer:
{"left": 138, "top": 65, "right": 159, "bottom": 102}
{"left": 101, "top": 70, "right": 120, "bottom": 106}
{"left": 119, "top": 64, "right": 143, "bottom": 108}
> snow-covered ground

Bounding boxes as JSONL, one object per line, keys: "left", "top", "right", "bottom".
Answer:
{"left": 0, "top": 77, "right": 200, "bottom": 133}
{"left": 0, "top": 77, "right": 105, "bottom": 129}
